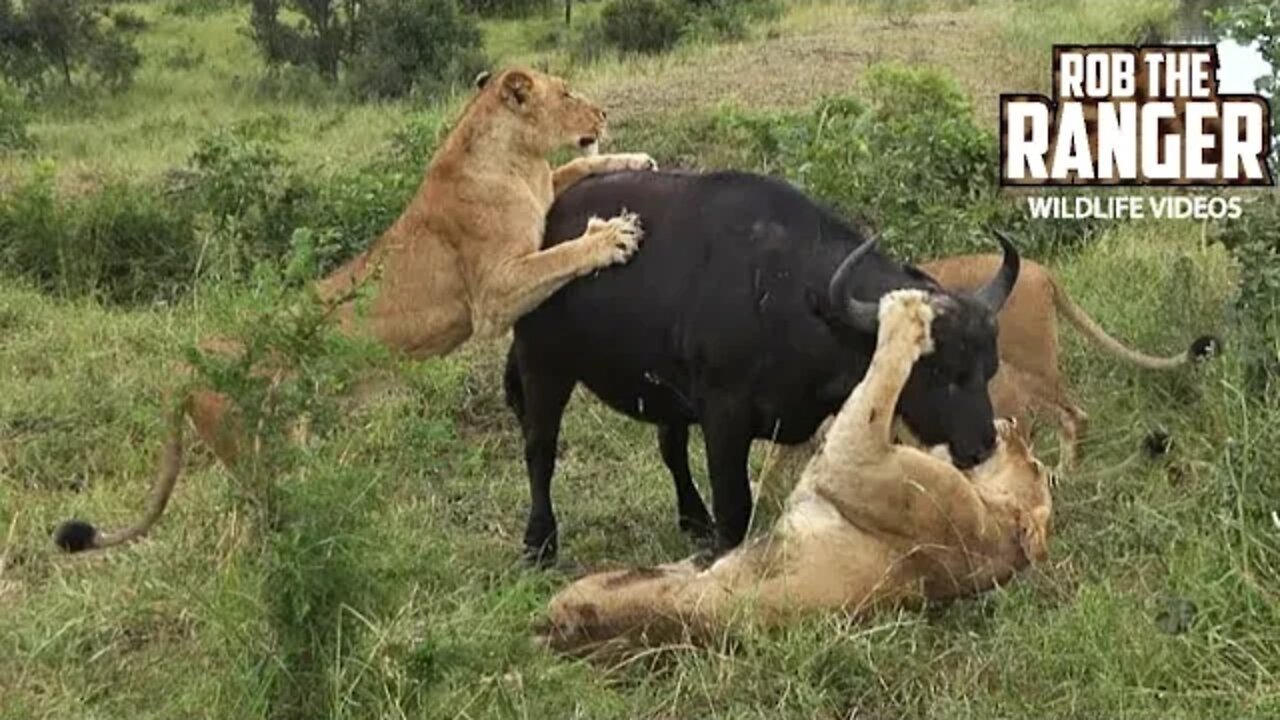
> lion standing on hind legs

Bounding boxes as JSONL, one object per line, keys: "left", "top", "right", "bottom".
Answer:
{"left": 539, "top": 290, "right": 1054, "bottom": 657}
{"left": 54, "top": 67, "right": 657, "bottom": 553}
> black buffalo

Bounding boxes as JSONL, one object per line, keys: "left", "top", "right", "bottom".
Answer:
{"left": 505, "top": 170, "right": 1019, "bottom": 564}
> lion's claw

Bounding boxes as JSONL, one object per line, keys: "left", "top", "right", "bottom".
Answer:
{"left": 587, "top": 210, "right": 644, "bottom": 266}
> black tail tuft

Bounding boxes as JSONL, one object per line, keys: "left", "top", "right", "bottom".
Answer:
{"left": 1189, "top": 335, "right": 1221, "bottom": 361}
{"left": 53, "top": 519, "right": 98, "bottom": 553}
{"left": 1143, "top": 430, "right": 1172, "bottom": 458}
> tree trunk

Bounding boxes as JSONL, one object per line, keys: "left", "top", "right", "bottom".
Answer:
{"left": 565, "top": 0, "right": 571, "bottom": 26}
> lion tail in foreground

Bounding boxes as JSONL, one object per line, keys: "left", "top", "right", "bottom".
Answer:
{"left": 53, "top": 401, "right": 188, "bottom": 553}
{"left": 1049, "top": 276, "right": 1220, "bottom": 370}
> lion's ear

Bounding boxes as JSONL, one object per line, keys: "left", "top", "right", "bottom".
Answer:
{"left": 1018, "top": 505, "right": 1052, "bottom": 563}
{"left": 474, "top": 70, "right": 491, "bottom": 89}
{"left": 501, "top": 70, "right": 534, "bottom": 108}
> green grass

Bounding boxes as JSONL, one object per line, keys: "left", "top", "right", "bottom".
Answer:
{"left": 3, "top": 221, "right": 1276, "bottom": 718}
{"left": 4, "top": 0, "right": 1280, "bottom": 717}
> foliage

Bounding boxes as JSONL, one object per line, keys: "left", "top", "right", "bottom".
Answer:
{"left": 163, "top": 0, "right": 240, "bottom": 17}
{"left": 0, "top": 83, "right": 32, "bottom": 150}
{"left": 600, "top": 0, "right": 686, "bottom": 54}
{"left": 1211, "top": 195, "right": 1280, "bottom": 390}
{"left": 0, "top": 0, "right": 142, "bottom": 94}
{"left": 189, "top": 125, "right": 308, "bottom": 279}
{"left": 458, "top": 0, "right": 552, "bottom": 16}
{"left": 345, "top": 0, "right": 485, "bottom": 99}
{"left": 1210, "top": 0, "right": 1280, "bottom": 168}
{"left": 697, "top": 65, "right": 1021, "bottom": 258}
{"left": 248, "top": 0, "right": 484, "bottom": 97}
{"left": 596, "top": 0, "right": 781, "bottom": 54}
{"left": 180, "top": 241, "right": 398, "bottom": 718}
{"left": 0, "top": 163, "right": 199, "bottom": 304}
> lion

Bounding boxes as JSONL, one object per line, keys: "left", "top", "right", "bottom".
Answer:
{"left": 539, "top": 290, "right": 1054, "bottom": 657}
{"left": 920, "top": 254, "right": 1218, "bottom": 469}
{"left": 54, "top": 67, "right": 657, "bottom": 553}
{"left": 755, "top": 252, "right": 1218, "bottom": 500}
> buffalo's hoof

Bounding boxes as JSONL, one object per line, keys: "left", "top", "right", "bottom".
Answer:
{"left": 523, "top": 543, "right": 558, "bottom": 569}
{"left": 678, "top": 513, "right": 714, "bottom": 542}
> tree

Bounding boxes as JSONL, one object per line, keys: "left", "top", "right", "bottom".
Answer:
{"left": 347, "top": 0, "right": 483, "bottom": 98}
{"left": 0, "top": 0, "right": 142, "bottom": 93}
{"left": 249, "top": 0, "right": 365, "bottom": 81}
{"left": 1211, "top": 1, "right": 1279, "bottom": 168}
{"left": 248, "top": 0, "right": 484, "bottom": 96}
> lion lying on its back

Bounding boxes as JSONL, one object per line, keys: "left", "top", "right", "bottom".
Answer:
{"left": 540, "top": 290, "right": 1054, "bottom": 655}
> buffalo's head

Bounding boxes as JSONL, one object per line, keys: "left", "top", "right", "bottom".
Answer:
{"left": 828, "top": 231, "right": 1020, "bottom": 469}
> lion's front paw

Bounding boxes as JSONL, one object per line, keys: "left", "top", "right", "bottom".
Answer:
{"left": 587, "top": 211, "right": 644, "bottom": 266}
{"left": 598, "top": 153, "right": 658, "bottom": 173}
{"left": 878, "top": 290, "right": 935, "bottom": 353}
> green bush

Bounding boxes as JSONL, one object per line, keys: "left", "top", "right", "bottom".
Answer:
{"left": 706, "top": 65, "right": 1002, "bottom": 258}
{"left": 188, "top": 119, "right": 424, "bottom": 280}
{"left": 164, "top": 0, "right": 238, "bottom": 17}
{"left": 600, "top": 0, "right": 686, "bottom": 54}
{"left": 616, "top": 63, "right": 1099, "bottom": 260}
{"left": 86, "top": 28, "right": 142, "bottom": 93}
{"left": 0, "top": 165, "right": 199, "bottom": 304}
{"left": 0, "top": 0, "right": 142, "bottom": 94}
{"left": 458, "top": 0, "right": 551, "bottom": 16}
{"left": 346, "top": 0, "right": 485, "bottom": 100}
{"left": 1212, "top": 195, "right": 1280, "bottom": 390}
{"left": 683, "top": 0, "right": 781, "bottom": 43}
{"left": 0, "top": 85, "right": 32, "bottom": 151}
{"left": 250, "top": 0, "right": 484, "bottom": 97}
{"left": 188, "top": 125, "right": 313, "bottom": 279}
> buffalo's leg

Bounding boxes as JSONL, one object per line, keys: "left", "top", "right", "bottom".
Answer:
{"left": 657, "top": 423, "right": 712, "bottom": 539}
{"left": 516, "top": 362, "right": 575, "bottom": 567}
{"left": 701, "top": 401, "right": 755, "bottom": 554}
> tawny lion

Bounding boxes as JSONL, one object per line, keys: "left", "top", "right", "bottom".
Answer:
{"left": 55, "top": 68, "right": 657, "bottom": 553}
{"left": 539, "top": 290, "right": 1054, "bottom": 656}
{"left": 921, "top": 254, "right": 1218, "bottom": 468}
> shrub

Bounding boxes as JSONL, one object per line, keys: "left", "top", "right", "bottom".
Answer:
{"left": 458, "top": 0, "right": 552, "bottom": 16}
{"left": 86, "top": 28, "right": 142, "bottom": 93}
{"left": 706, "top": 65, "right": 1001, "bottom": 258}
{"left": 188, "top": 125, "right": 313, "bottom": 279}
{"left": 1212, "top": 196, "right": 1280, "bottom": 390}
{"left": 250, "top": 0, "right": 484, "bottom": 98}
{"left": 162, "top": 45, "right": 206, "bottom": 71}
{"left": 683, "top": 0, "right": 781, "bottom": 43}
{"left": 0, "top": 85, "right": 32, "bottom": 151}
{"left": 627, "top": 64, "right": 1098, "bottom": 260}
{"left": 0, "top": 0, "right": 142, "bottom": 94}
{"left": 109, "top": 8, "right": 148, "bottom": 32}
{"left": 600, "top": 0, "right": 685, "bottom": 54}
{"left": 164, "top": 0, "right": 238, "bottom": 17}
{"left": 346, "top": 0, "right": 485, "bottom": 100}
{"left": 0, "top": 165, "right": 200, "bottom": 304}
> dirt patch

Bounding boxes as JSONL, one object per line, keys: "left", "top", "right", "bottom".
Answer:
{"left": 584, "top": 10, "right": 1026, "bottom": 129}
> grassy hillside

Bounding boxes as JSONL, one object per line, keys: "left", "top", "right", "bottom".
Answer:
{"left": 3, "top": 1, "right": 1279, "bottom": 718}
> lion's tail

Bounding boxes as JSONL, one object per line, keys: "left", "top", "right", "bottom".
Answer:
{"left": 53, "top": 400, "right": 188, "bottom": 553}
{"left": 1049, "top": 276, "right": 1220, "bottom": 370}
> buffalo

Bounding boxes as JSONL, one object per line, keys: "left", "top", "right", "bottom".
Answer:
{"left": 505, "top": 169, "right": 1019, "bottom": 564}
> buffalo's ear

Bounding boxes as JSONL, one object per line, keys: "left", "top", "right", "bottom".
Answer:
{"left": 1017, "top": 506, "right": 1052, "bottom": 563}
{"left": 474, "top": 70, "right": 492, "bottom": 89}
{"left": 501, "top": 70, "right": 534, "bottom": 108}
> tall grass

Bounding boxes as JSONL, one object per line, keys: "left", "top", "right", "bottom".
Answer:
{"left": 4, "top": 1, "right": 1279, "bottom": 718}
